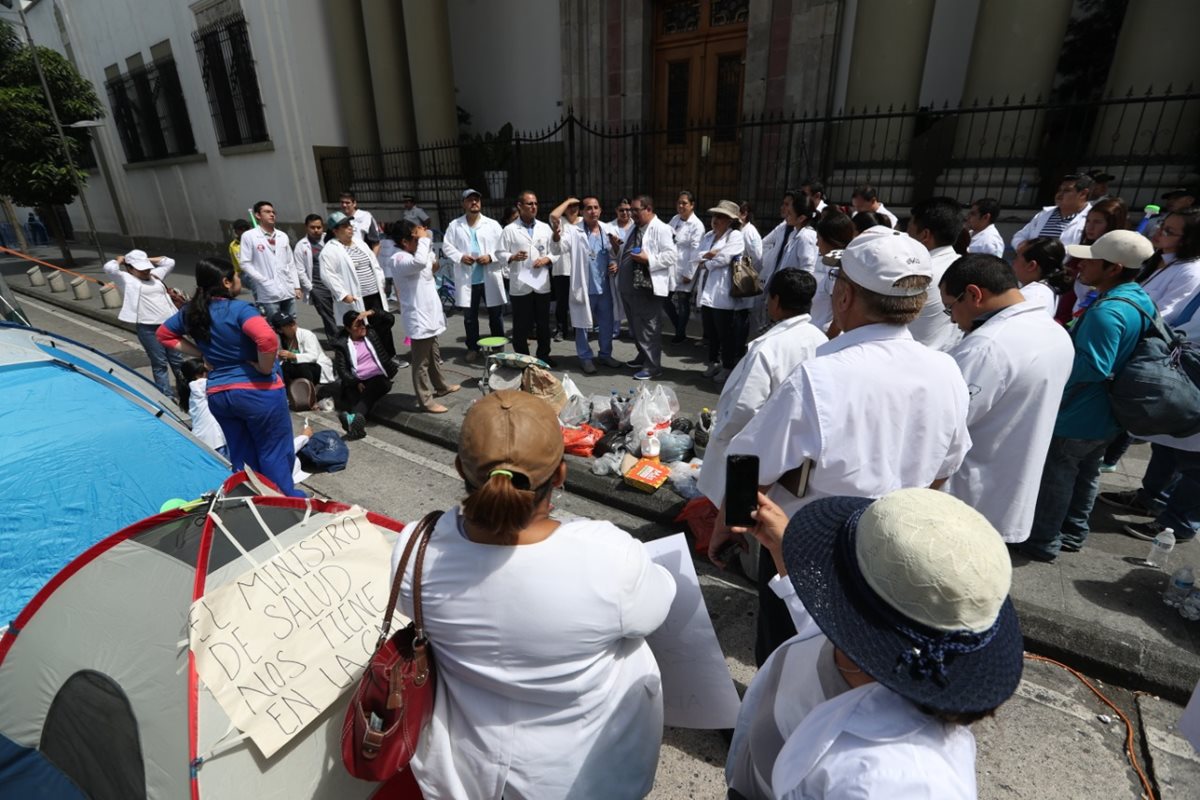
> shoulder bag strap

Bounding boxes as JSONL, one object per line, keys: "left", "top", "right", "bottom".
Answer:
{"left": 410, "top": 516, "right": 437, "bottom": 643}
{"left": 1099, "top": 295, "right": 1173, "bottom": 342}
{"left": 376, "top": 510, "right": 442, "bottom": 648}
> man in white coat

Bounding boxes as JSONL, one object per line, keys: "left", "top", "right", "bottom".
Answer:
{"left": 293, "top": 214, "right": 337, "bottom": 341}
{"left": 940, "top": 253, "right": 1075, "bottom": 543}
{"left": 906, "top": 197, "right": 965, "bottom": 352}
{"left": 850, "top": 184, "right": 899, "bottom": 227}
{"left": 550, "top": 196, "right": 622, "bottom": 374}
{"left": 442, "top": 189, "right": 506, "bottom": 363}
{"left": 712, "top": 227, "right": 971, "bottom": 665}
{"left": 698, "top": 269, "right": 827, "bottom": 507}
{"left": 612, "top": 194, "right": 678, "bottom": 380}
{"left": 1010, "top": 173, "right": 1093, "bottom": 253}
{"left": 498, "top": 191, "right": 559, "bottom": 365}
{"left": 666, "top": 191, "right": 706, "bottom": 343}
{"left": 965, "top": 197, "right": 1006, "bottom": 257}
{"left": 340, "top": 191, "right": 382, "bottom": 254}
{"left": 239, "top": 200, "right": 300, "bottom": 318}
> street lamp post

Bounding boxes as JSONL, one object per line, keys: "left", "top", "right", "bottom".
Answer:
{"left": 4, "top": 2, "right": 105, "bottom": 265}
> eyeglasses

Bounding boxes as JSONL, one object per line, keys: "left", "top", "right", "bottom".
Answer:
{"left": 824, "top": 265, "right": 843, "bottom": 295}
{"left": 629, "top": 206, "right": 645, "bottom": 213}
{"left": 942, "top": 292, "right": 966, "bottom": 316}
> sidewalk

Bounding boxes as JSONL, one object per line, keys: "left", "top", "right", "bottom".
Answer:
{"left": 7, "top": 245, "right": 1200, "bottom": 703}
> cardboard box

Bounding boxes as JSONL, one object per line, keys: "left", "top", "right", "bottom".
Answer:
{"left": 624, "top": 458, "right": 670, "bottom": 493}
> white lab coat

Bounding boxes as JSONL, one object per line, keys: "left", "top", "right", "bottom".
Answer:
{"left": 391, "top": 510, "right": 676, "bottom": 800}
{"left": 698, "top": 314, "right": 828, "bottom": 506}
{"left": 873, "top": 202, "right": 900, "bottom": 228}
{"left": 319, "top": 238, "right": 390, "bottom": 325}
{"left": 552, "top": 220, "right": 617, "bottom": 331}
{"left": 498, "top": 219, "right": 559, "bottom": 296}
{"left": 286, "top": 326, "right": 335, "bottom": 384}
{"left": 728, "top": 323, "right": 971, "bottom": 518}
{"left": 908, "top": 245, "right": 964, "bottom": 352}
{"left": 967, "top": 224, "right": 1005, "bottom": 257}
{"left": 103, "top": 258, "right": 178, "bottom": 325}
{"left": 1019, "top": 280, "right": 1058, "bottom": 316}
{"left": 697, "top": 229, "right": 749, "bottom": 310}
{"left": 741, "top": 222, "right": 763, "bottom": 265}
{"left": 669, "top": 213, "right": 706, "bottom": 286}
{"left": 350, "top": 208, "right": 380, "bottom": 247}
{"left": 1140, "top": 255, "right": 1200, "bottom": 322}
{"left": 239, "top": 227, "right": 296, "bottom": 303}
{"left": 391, "top": 238, "right": 447, "bottom": 340}
{"left": 760, "top": 222, "right": 816, "bottom": 287}
{"left": 635, "top": 215, "right": 679, "bottom": 298}
{"left": 186, "top": 377, "right": 226, "bottom": 451}
{"left": 726, "top": 630, "right": 978, "bottom": 800}
{"left": 442, "top": 214, "right": 508, "bottom": 308}
{"left": 291, "top": 237, "right": 317, "bottom": 295}
{"left": 946, "top": 301, "right": 1074, "bottom": 542}
{"left": 1010, "top": 203, "right": 1091, "bottom": 253}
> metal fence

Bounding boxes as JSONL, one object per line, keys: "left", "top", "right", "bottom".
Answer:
{"left": 319, "top": 85, "right": 1198, "bottom": 228}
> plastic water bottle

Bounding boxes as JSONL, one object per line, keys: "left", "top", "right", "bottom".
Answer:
{"left": 1163, "top": 566, "right": 1194, "bottom": 607}
{"left": 1145, "top": 527, "right": 1175, "bottom": 569}
{"left": 1136, "top": 204, "right": 1161, "bottom": 235}
{"left": 1180, "top": 589, "right": 1200, "bottom": 621}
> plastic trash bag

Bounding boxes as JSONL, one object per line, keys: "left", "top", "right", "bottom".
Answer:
{"left": 591, "top": 451, "right": 624, "bottom": 476}
{"left": 667, "top": 458, "right": 702, "bottom": 499}
{"left": 630, "top": 385, "right": 679, "bottom": 436}
{"left": 658, "top": 431, "right": 694, "bottom": 464}
{"left": 562, "top": 423, "right": 604, "bottom": 457}
{"left": 675, "top": 495, "right": 719, "bottom": 553}
{"left": 559, "top": 394, "right": 590, "bottom": 427}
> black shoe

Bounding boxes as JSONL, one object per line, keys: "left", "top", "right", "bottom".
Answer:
{"left": 542, "top": 357, "right": 558, "bottom": 369}
{"left": 597, "top": 356, "right": 623, "bottom": 369}
{"left": 671, "top": 334, "right": 687, "bottom": 344}
{"left": 1123, "top": 520, "right": 1168, "bottom": 541}
{"left": 626, "top": 358, "right": 645, "bottom": 369}
{"left": 338, "top": 411, "right": 351, "bottom": 434}
{"left": 1097, "top": 489, "right": 1153, "bottom": 516}
{"left": 349, "top": 414, "right": 367, "bottom": 441}
{"left": 580, "top": 360, "right": 597, "bottom": 375}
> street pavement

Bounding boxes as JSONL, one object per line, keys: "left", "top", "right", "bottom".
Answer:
{"left": 6, "top": 246, "right": 1200, "bottom": 797}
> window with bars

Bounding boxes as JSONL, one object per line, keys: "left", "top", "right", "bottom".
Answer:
{"left": 191, "top": 12, "right": 269, "bottom": 149}
{"left": 104, "top": 58, "right": 197, "bottom": 164}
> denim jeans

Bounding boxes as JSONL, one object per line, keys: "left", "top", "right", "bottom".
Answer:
{"left": 1023, "top": 434, "right": 1113, "bottom": 559}
{"left": 464, "top": 283, "right": 505, "bottom": 351}
{"left": 257, "top": 297, "right": 296, "bottom": 320}
{"left": 576, "top": 289, "right": 615, "bottom": 361}
{"left": 136, "top": 322, "right": 183, "bottom": 398}
{"left": 1140, "top": 443, "right": 1200, "bottom": 539}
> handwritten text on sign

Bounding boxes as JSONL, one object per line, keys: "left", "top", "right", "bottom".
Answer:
{"left": 188, "top": 509, "right": 399, "bottom": 758}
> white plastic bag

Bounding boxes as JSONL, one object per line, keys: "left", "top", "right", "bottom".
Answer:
{"left": 629, "top": 385, "right": 679, "bottom": 436}
{"left": 559, "top": 394, "right": 589, "bottom": 427}
{"left": 561, "top": 373, "right": 585, "bottom": 402}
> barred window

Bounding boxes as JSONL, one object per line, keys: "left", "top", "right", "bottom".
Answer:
{"left": 192, "top": 12, "right": 269, "bottom": 149}
{"left": 104, "top": 58, "right": 197, "bottom": 164}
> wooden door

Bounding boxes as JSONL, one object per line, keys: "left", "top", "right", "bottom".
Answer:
{"left": 652, "top": 0, "right": 747, "bottom": 207}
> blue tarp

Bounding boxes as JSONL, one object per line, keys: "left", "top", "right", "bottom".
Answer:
{"left": 0, "top": 733, "right": 86, "bottom": 799}
{"left": 0, "top": 359, "right": 229, "bottom": 625}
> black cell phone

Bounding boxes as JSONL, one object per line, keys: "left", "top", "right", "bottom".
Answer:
{"left": 725, "top": 454, "right": 760, "bottom": 528}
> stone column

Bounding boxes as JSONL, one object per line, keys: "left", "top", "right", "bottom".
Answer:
{"left": 948, "top": 0, "right": 1073, "bottom": 206}
{"left": 361, "top": 0, "right": 418, "bottom": 155}
{"left": 323, "top": 0, "right": 380, "bottom": 153}
{"left": 401, "top": 0, "right": 459, "bottom": 147}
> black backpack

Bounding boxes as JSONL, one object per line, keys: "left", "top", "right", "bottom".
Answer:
{"left": 1101, "top": 296, "right": 1200, "bottom": 438}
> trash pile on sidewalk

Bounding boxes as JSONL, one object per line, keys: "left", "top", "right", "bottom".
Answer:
{"left": 555, "top": 375, "right": 712, "bottom": 499}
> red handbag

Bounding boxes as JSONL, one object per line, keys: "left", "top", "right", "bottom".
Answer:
{"left": 341, "top": 510, "right": 441, "bottom": 782}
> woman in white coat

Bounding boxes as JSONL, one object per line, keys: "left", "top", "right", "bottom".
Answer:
{"left": 1139, "top": 207, "right": 1200, "bottom": 323}
{"left": 391, "top": 390, "right": 676, "bottom": 799}
{"left": 391, "top": 221, "right": 460, "bottom": 413}
{"left": 319, "top": 211, "right": 400, "bottom": 362}
{"left": 1011, "top": 236, "right": 1070, "bottom": 317}
{"left": 696, "top": 200, "right": 748, "bottom": 382}
{"left": 750, "top": 192, "right": 819, "bottom": 334}
{"left": 103, "top": 249, "right": 185, "bottom": 401}
{"left": 724, "top": 489, "right": 1024, "bottom": 800}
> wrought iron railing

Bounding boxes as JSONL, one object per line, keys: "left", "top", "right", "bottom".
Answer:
{"left": 104, "top": 58, "right": 197, "bottom": 164}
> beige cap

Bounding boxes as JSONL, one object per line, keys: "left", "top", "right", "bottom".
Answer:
{"left": 707, "top": 200, "right": 741, "bottom": 219}
{"left": 1065, "top": 229, "right": 1154, "bottom": 268}
{"left": 458, "top": 390, "right": 564, "bottom": 489}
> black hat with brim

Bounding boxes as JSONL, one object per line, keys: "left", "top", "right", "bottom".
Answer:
{"left": 781, "top": 495, "right": 1024, "bottom": 715}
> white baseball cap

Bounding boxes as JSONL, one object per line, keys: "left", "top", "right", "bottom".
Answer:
{"left": 124, "top": 249, "right": 154, "bottom": 271}
{"left": 1065, "top": 229, "right": 1154, "bottom": 269}
{"left": 462, "top": 188, "right": 482, "bottom": 199}
{"left": 838, "top": 227, "right": 932, "bottom": 297}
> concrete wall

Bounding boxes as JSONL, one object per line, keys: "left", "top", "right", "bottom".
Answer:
{"left": 21, "top": 0, "right": 349, "bottom": 249}
{"left": 447, "top": 0, "right": 564, "bottom": 135}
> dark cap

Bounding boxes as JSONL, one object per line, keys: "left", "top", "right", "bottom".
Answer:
{"left": 1162, "top": 186, "right": 1199, "bottom": 200}
{"left": 269, "top": 311, "right": 296, "bottom": 328}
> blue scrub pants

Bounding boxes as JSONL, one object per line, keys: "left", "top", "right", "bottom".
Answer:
{"left": 208, "top": 386, "right": 303, "bottom": 497}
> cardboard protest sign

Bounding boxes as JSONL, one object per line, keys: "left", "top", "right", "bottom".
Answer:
{"left": 643, "top": 533, "right": 742, "bottom": 729}
{"left": 188, "top": 509, "right": 399, "bottom": 758}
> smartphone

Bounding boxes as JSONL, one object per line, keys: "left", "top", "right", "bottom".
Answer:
{"left": 725, "top": 454, "right": 760, "bottom": 528}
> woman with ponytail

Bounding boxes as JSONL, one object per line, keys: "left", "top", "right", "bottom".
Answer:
{"left": 1012, "top": 236, "right": 1072, "bottom": 317}
{"left": 389, "top": 389, "right": 676, "bottom": 799}
{"left": 156, "top": 258, "right": 304, "bottom": 497}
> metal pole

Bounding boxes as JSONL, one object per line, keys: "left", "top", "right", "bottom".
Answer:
{"left": 16, "top": 5, "right": 105, "bottom": 264}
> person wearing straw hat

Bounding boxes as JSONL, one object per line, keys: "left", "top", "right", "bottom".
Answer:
{"left": 724, "top": 488, "right": 1024, "bottom": 800}
{"left": 697, "top": 199, "right": 750, "bottom": 382}
{"left": 103, "top": 248, "right": 185, "bottom": 401}
{"left": 713, "top": 226, "right": 971, "bottom": 666}
{"left": 389, "top": 390, "right": 675, "bottom": 799}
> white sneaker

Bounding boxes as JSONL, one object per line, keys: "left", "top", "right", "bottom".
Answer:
{"left": 703, "top": 363, "right": 720, "bottom": 378}
{"left": 317, "top": 397, "right": 335, "bottom": 412}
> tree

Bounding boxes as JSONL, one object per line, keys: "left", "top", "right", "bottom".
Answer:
{"left": 0, "top": 20, "right": 102, "bottom": 262}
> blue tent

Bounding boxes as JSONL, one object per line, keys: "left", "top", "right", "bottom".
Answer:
{"left": 0, "top": 323, "right": 230, "bottom": 625}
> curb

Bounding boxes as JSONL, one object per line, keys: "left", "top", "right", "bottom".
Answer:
{"left": 12, "top": 283, "right": 139, "bottom": 336}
